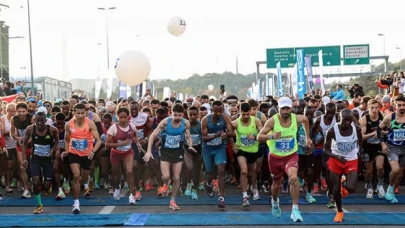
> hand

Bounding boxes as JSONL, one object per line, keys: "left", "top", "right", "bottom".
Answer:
{"left": 381, "top": 143, "right": 389, "bottom": 154}
{"left": 306, "top": 138, "right": 313, "bottom": 148}
{"left": 61, "top": 151, "right": 69, "bottom": 161}
{"left": 305, "top": 146, "right": 312, "bottom": 155}
{"left": 336, "top": 155, "right": 347, "bottom": 164}
{"left": 2, "top": 148, "right": 8, "bottom": 157}
{"left": 17, "top": 137, "right": 23, "bottom": 145}
{"left": 143, "top": 152, "right": 154, "bottom": 162}
{"left": 188, "top": 147, "right": 197, "bottom": 153}
{"left": 247, "top": 135, "right": 256, "bottom": 140}
{"left": 140, "top": 138, "right": 148, "bottom": 146}
{"left": 220, "top": 133, "right": 227, "bottom": 140}
{"left": 88, "top": 151, "right": 95, "bottom": 160}
{"left": 382, "top": 130, "right": 388, "bottom": 135}
{"left": 215, "top": 131, "right": 223, "bottom": 138}
{"left": 138, "top": 145, "right": 146, "bottom": 154}
{"left": 371, "top": 131, "right": 377, "bottom": 138}
{"left": 23, "top": 159, "right": 28, "bottom": 168}
{"left": 121, "top": 138, "right": 131, "bottom": 146}
{"left": 272, "top": 131, "right": 281, "bottom": 140}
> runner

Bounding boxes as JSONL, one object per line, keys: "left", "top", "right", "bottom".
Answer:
{"left": 106, "top": 107, "right": 143, "bottom": 204}
{"left": 232, "top": 102, "right": 262, "bottom": 207}
{"left": 378, "top": 95, "right": 405, "bottom": 203}
{"left": 64, "top": 103, "right": 102, "bottom": 214}
{"left": 22, "top": 112, "right": 59, "bottom": 214}
{"left": 1, "top": 103, "right": 17, "bottom": 194}
{"left": 324, "top": 109, "right": 362, "bottom": 223}
{"left": 359, "top": 99, "right": 386, "bottom": 198}
{"left": 257, "top": 97, "right": 312, "bottom": 222}
{"left": 10, "top": 102, "right": 33, "bottom": 198}
{"left": 54, "top": 113, "right": 70, "bottom": 199}
{"left": 144, "top": 104, "right": 196, "bottom": 210}
{"left": 201, "top": 100, "right": 234, "bottom": 208}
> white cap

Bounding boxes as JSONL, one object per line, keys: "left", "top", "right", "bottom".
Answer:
{"left": 279, "top": 97, "right": 292, "bottom": 108}
{"left": 322, "top": 96, "right": 331, "bottom": 105}
{"left": 37, "top": 106, "right": 47, "bottom": 115}
{"left": 202, "top": 103, "right": 211, "bottom": 114}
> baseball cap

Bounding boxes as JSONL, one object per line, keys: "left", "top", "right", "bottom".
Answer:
{"left": 37, "top": 106, "right": 48, "bottom": 115}
{"left": 382, "top": 95, "right": 391, "bottom": 103}
{"left": 55, "top": 98, "right": 63, "bottom": 103}
{"left": 322, "top": 96, "right": 331, "bottom": 105}
{"left": 202, "top": 103, "right": 212, "bottom": 114}
{"left": 278, "top": 97, "right": 292, "bottom": 108}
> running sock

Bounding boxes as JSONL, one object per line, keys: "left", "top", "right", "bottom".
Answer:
{"left": 242, "top": 192, "right": 248, "bottom": 198}
{"left": 271, "top": 197, "right": 279, "bottom": 204}
{"left": 378, "top": 177, "right": 383, "bottom": 186}
{"left": 84, "top": 183, "right": 89, "bottom": 189}
{"left": 58, "top": 187, "right": 63, "bottom": 192}
{"left": 253, "top": 188, "right": 258, "bottom": 194}
{"left": 94, "top": 167, "right": 100, "bottom": 184}
{"left": 292, "top": 204, "right": 299, "bottom": 210}
{"left": 35, "top": 194, "right": 42, "bottom": 206}
{"left": 74, "top": 199, "right": 79, "bottom": 206}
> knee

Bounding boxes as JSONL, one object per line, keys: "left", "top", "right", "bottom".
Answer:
{"left": 217, "top": 166, "right": 226, "bottom": 175}
{"left": 289, "top": 175, "right": 298, "bottom": 185}
{"left": 240, "top": 170, "right": 248, "bottom": 177}
{"left": 391, "top": 167, "right": 401, "bottom": 175}
{"left": 162, "top": 174, "right": 170, "bottom": 181}
{"left": 172, "top": 175, "right": 181, "bottom": 182}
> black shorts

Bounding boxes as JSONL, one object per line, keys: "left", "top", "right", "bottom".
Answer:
{"left": 30, "top": 155, "right": 53, "bottom": 181}
{"left": 322, "top": 152, "right": 329, "bottom": 169}
{"left": 298, "top": 154, "right": 314, "bottom": 172}
{"left": 132, "top": 143, "right": 146, "bottom": 164}
{"left": 236, "top": 150, "right": 258, "bottom": 164}
{"left": 159, "top": 147, "right": 184, "bottom": 163}
{"left": 363, "top": 145, "right": 384, "bottom": 162}
{"left": 186, "top": 145, "right": 202, "bottom": 159}
{"left": 3, "top": 148, "right": 16, "bottom": 161}
{"left": 69, "top": 153, "right": 91, "bottom": 170}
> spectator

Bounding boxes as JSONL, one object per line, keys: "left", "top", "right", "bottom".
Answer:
{"left": 330, "top": 84, "right": 346, "bottom": 101}
{"left": 348, "top": 84, "right": 364, "bottom": 98}
{"left": 349, "top": 92, "right": 363, "bottom": 110}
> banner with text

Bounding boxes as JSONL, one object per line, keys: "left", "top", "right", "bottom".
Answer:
{"left": 304, "top": 56, "right": 313, "bottom": 91}
{"left": 318, "top": 50, "right": 325, "bottom": 94}
{"left": 296, "top": 49, "right": 306, "bottom": 99}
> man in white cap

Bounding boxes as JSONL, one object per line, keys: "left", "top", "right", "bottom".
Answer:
{"left": 257, "top": 97, "right": 312, "bottom": 222}
{"left": 37, "top": 107, "right": 54, "bottom": 125}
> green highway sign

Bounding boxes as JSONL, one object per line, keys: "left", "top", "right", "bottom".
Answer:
{"left": 266, "top": 45, "right": 341, "bottom": 68}
{"left": 343, "top": 44, "right": 370, "bottom": 65}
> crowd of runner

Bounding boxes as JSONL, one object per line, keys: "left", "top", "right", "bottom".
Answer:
{"left": 0, "top": 84, "right": 404, "bottom": 223}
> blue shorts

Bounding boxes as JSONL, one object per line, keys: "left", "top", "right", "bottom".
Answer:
{"left": 202, "top": 148, "right": 227, "bottom": 173}
{"left": 313, "top": 148, "right": 323, "bottom": 156}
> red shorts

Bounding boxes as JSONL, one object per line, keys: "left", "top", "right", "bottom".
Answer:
{"left": 110, "top": 150, "right": 133, "bottom": 164}
{"left": 268, "top": 153, "right": 298, "bottom": 180}
{"left": 327, "top": 157, "right": 358, "bottom": 175}
{"left": 17, "top": 146, "right": 32, "bottom": 157}
{"left": 226, "top": 142, "right": 234, "bottom": 161}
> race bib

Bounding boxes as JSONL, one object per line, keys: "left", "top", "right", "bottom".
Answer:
{"left": 393, "top": 129, "right": 405, "bottom": 141}
{"left": 34, "top": 144, "right": 51, "bottom": 157}
{"left": 136, "top": 129, "right": 145, "bottom": 140}
{"left": 18, "top": 129, "right": 26, "bottom": 137}
{"left": 335, "top": 141, "right": 356, "bottom": 154}
{"left": 275, "top": 138, "right": 295, "bottom": 152}
{"left": 240, "top": 135, "right": 255, "bottom": 147}
{"left": 315, "top": 133, "right": 323, "bottom": 145}
{"left": 298, "top": 134, "right": 306, "bottom": 147}
{"left": 116, "top": 140, "right": 131, "bottom": 151}
{"left": 206, "top": 133, "right": 222, "bottom": 146}
{"left": 191, "top": 134, "right": 201, "bottom": 146}
{"left": 58, "top": 140, "right": 65, "bottom": 149}
{"left": 72, "top": 139, "right": 88, "bottom": 151}
{"left": 164, "top": 135, "right": 182, "bottom": 149}
{"left": 100, "top": 134, "right": 107, "bottom": 144}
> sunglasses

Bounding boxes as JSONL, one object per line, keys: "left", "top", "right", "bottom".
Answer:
{"left": 43, "top": 104, "right": 51, "bottom": 108}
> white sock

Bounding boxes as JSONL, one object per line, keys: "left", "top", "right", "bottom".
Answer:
{"left": 58, "top": 187, "right": 63, "bottom": 192}
{"left": 89, "top": 177, "right": 93, "bottom": 182}
{"left": 271, "top": 197, "right": 279, "bottom": 204}
{"left": 74, "top": 199, "right": 79, "bottom": 206}
{"left": 292, "top": 204, "right": 299, "bottom": 210}
{"left": 253, "top": 188, "right": 258, "bottom": 194}
{"left": 84, "top": 183, "right": 89, "bottom": 189}
{"left": 242, "top": 192, "right": 248, "bottom": 198}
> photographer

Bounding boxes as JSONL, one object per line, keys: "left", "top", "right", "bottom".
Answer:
{"left": 348, "top": 84, "right": 364, "bottom": 98}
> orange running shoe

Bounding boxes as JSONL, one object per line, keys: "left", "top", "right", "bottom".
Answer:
{"left": 157, "top": 187, "right": 163, "bottom": 197}
{"left": 395, "top": 187, "right": 399, "bottom": 194}
{"left": 160, "top": 184, "right": 169, "bottom": 197}
{"left": 169, "top": 200, "right": 180, "bottom": 211}
{"left": 333, "top": 211, "right": 344, "bottom": 223}
{"left": 321, "top": 178, "right": 328, "bottom": 190}
{"left": 134, "top": 191, "right": 142, "bottom": 201}
{"left": 212, "top": 179, "right": 219, "bottom": 192}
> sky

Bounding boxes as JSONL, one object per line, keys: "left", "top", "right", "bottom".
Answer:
{"left": 2, "top": 0, "right": 405, "bottom": 83}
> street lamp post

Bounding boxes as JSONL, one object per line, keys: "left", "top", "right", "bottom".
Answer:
{"left": 378, "top": 34, "right": 386, "bottom": 72}
{"left": 97, "top": 7, "right": 116, "bottom": 69}
{"left": 397, "top": 47, "right": 402, "bottom": 71}
{"left": 27, "top": 0, "right": 34, "bottom": 93}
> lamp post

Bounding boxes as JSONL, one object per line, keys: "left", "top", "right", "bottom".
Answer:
{"left": 378, "top": 34, "right": 386, "bottom": 72}
{"left": 97, "top": 7, "right": 116, "bottom": 69}
{"left": 397, "top": 47, "right": 402, "bottom": 71}
{"left": 26, "top": 0, "right": 35, "bottom": 93}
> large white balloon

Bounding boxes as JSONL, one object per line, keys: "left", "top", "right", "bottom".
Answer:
{"left": 167, "top": 16, "right": 186, "bottom": 37}
{"left": 208, "top": 84, "right": 214, "bottom": 91}
{"left": 115, "top": 50, "right": 151, "bottom": 86}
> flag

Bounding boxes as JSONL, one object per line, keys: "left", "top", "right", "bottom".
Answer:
{"left": 1, "top": 94, "right": 20, "bottom": 103}
{"left": 94, "top": 73, "right": 102, "bottom": 100}
{"left": 276, "top": 62, "right": 283, "bottom": 96}
{"left": 291, "top": 64, "right": 298, "bottom": 97}
{"left": 296, "top": 49, "right": 306, "bottom": 99}
{"left": 304, "top": 56, "right": 314, "bottom": 91}
{"left": 318, "top": 50, "right": 325, "bottom": 95}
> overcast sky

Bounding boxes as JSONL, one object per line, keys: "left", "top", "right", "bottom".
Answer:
{"left": 2, "top": 0, "right": 404, "bottom": 82}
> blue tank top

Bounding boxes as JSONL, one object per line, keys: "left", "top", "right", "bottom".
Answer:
{"left": 387, "top": 112, "right": 405, "bottom": 146}
{"left": 54, "top": 123, "right": 65, "bottom": 149}
{"left": 88, "top": 111, "right": 93, "bottom": 121}
{"left": 161, "top": 118, "right": 185, "bottom": 149}
{"left": 203, "top": 114, "right": 226, "bottom": 149}
{"left": 190, "top": 121, "right": 201, "bottom": 146}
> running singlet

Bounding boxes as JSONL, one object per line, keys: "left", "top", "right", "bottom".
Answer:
{"left": 235, "top": 116, "right": 258, "bottom": 153}
{"left": 331, "top": 123, "right": 358, "bottom": 161}
{"left": 2, "top": 116, "right": 17, "bottom": 149}
{"left": 365, "top": 113, "right": 383, "bottom": 146}
{"left": 53, "top": 123, "right": 65, "bottom": 150}
{"left": 189, "top": 121, "right": 201, "bottom": 146}
{"left": 161, "top": 118, "right": 185, "bottom": 149}
{"left": 13, "top": 114, "right": 33, "bottom": 148}
{"left": 111, "top": 124, "right": 134, "bottom": 153}
{"left": 297, "top": 124, "right": 307, "bottom": 155}
{"left": 130, "top": 112, "right": 149, "bottom": 140}
{"left": 68, "top": 117, "right": 94, "bottom": 156}
{"left": 387, "top": 112, "right": 405, "bottom": 146}
{"left": 32, "top": 125, "right": 54, "bottom": 157}
{"left": 202, "top": 114, "right": 227, "bottom": 149}
{"left": 267, "top": 114, "right": 298, "bottom": 156}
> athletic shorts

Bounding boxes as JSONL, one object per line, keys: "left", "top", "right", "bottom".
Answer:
{"left": 69, "top": 153, "right": 91, "bottom": 171}
{"left": 327, "top": 157, "right": 358, "bottom": 175}
{"left": 17, "top": 146, "right": 32, "bottom": 157}
{"left": 3, "top": 148, "right": 16, "bottom": 161}
{"left": 268, "top": 153, "right": 298, "bottom": 181}
{"left": 202, "top": 148, "right": 227, "bottom": 173}
{"left": 226, "top": 142, "right": 234, "bottom": 161}
{"left": 256, "top": 143, "right": 267, "bottom": 159}
{"left": 298, "top": 154, "right": 314, "bottom": 172}
{"left": 387, "top": 145, "right": 405, "bottom": 168}
{"left": 132, "top": 143, "right": 146, "bottom": 164}
{"left": 236, "top": 150, "right": 258, "bottom": 164}
{"left": 159, "top": 147, "right": 184, "bottom": 164}
{"left": 110, "top": 150, "right": 133, "bottom": 164}
{"left": 30, "top": 155, "right": 53, "bottom": 181}
{"left": 363, "top": 144, "right": 384, "bottom": 162}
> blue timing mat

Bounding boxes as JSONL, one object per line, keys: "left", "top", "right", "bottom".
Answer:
{"left": 0, "top": 212, "right": 404, "bottom": 226}
{"left": 0, "top": 195, "right": 403, "bottom": 207}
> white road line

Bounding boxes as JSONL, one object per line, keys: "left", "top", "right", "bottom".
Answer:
{"left": 333, "top": 207, "right": 349, "bottom": 213}
{"left": 98, "top": 206, "right": 116, "bottom": 214}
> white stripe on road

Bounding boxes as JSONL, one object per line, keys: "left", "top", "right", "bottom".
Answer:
{"left": 333, "top": 207, "right": 349, "bottom": 213}
{"left": 98, "top": 206, "right": 116, "bottom": 214}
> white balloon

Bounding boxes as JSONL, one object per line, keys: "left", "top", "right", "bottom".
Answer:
{"left": 208, "top": 84, "right": 214, "bottom": 91}
{"left": 115, "top": 50, "right": 151, "bottom": 86}
{"left": 167, "top": 16, "right": 186, "bottom": 37}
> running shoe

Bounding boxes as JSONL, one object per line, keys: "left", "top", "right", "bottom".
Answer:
{"left": 184, "top": 183, "right": 192, "bottom": 196}
{"left": 206, "top": 183, "right": 214, "bottom": 198}
{"left": 129, "top": 194, "right": 136, "bottom": 205}
{"left": 333, "top": 211, "right": 344, "bottom": 223}
{"left": 21, "top": 189, "right": 31, "bottom": 199}
{"left": 366, "top": 188, "right": 373, "bottom": 199}
{"left": 5, "top": 186, "right": 13, "bottom": 193}
{"left": 271, "top": 198, "right": 281, "bottom": 218}
{"left": 242, "top": 197, "right": 250, "bottom": 208}
{"left": 56, "top": 190, "right": 66, "bottom": 200}
{"left": 62, "top": 182, "right": 71, "bottom": 194}
{"left": 290, "top": 208, "right": 303, "bottom": 222}
{"left": 84, "top": 188, "right": 91, "bottom": 197}
{"left": 33, "top": 205, "right": 43, "bottom": 214}
{"left": 169, "top": 200, "right": 180, "bottom": 211}
{"left": 191, "top": 189, "right": 198, "bottom": 200}
{"left": 134, "top": 191, "right": 142, "bottom": 201}
{"left": 218, "top": 197, "right": 225, "bottom": 208}
{"left": 72, "top": 204, "right": 81, "bottom": 214}
{"left": 377, "top": 185, "right": 385, "bottom": 198}
{"left": 113, "top": 189, "right": 120, "bottom": 201}
{"left": 212, "top": 179, "right": 219, "bottom": 192}
{"left": 306, "top": 192, "right": 316, "bottom": 203}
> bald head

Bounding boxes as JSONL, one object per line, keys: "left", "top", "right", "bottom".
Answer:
{"left": 192, "top": 100, "right": 201, "bottom": 108}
